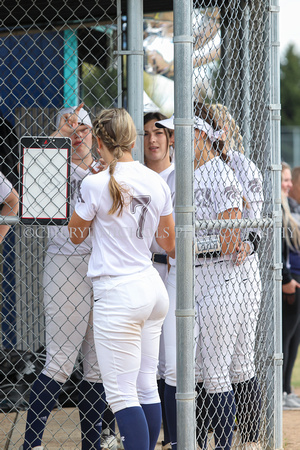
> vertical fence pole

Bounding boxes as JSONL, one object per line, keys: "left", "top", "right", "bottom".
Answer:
{"left": 239, "top": 1, "right": 251, "bottom": 156}
{"left": 127, "top": 0, "right": 144, "bottom": 162}
{"left": 116, "top": 0, "right": 123, "bottom": 108}
{"left": 173, "top": 0, "right": 195, "bottom": 449}
{"left": 270, "top": 0, "right": 283, "bottom": 448}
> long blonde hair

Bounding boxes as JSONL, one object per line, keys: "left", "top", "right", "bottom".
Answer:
{"left": 93, "top": 108, "right": 137, "bottom": 216}
{"left": 205, "top": 103, "right": 245, "bottom": 154}
{"left": 282, "top": 162, "right": 300, "bottom": 250}
{"left": 198, "top": 102, "right": 249, "bottom": 209}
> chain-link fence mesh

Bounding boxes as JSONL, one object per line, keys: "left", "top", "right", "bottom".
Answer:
{"left": 0, "top": 0, "right": 279, "bottom": 449}
{"left": 1, "top": 2, "right": 124, "bottom": 449}
{"left": 193, "top": 2, "right": 277, "bottom": 449}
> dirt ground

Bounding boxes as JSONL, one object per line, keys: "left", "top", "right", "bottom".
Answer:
{"left": 282, "top": 387, "right": 300, "bottom": 449}
{"left": 0, "top": 392, "right": 299, "bottom": 449}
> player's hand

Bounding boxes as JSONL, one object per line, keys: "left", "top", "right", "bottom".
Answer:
{"left": 234, "top": 241, "right": 250, "bottom": 265}
{"left": 282, "top": 279, "right": 300, "bottom": 294}
{"left": 57, "top": 103, "right": 85, "bottom": 137}
{"left": 90, "top": 158, "right": 108, "bottom": 174}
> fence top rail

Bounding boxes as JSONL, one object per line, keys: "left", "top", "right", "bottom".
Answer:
{"left": 195, "top": 217, "right": 274, "bottom": 230}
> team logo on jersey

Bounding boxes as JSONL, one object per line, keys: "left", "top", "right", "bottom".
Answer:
{"left": 71, "top": 179, "right": 85, "bottom": 203}
{"left": 224, "top": 186, "right": 240, "bottom": 202}
{"left": 248, "top": 178, "right": 262, "bottom": 193}
{"left": 195, "top": 188, "right": 212, "bottom": 207}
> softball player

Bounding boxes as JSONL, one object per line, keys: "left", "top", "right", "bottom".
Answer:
{"left": 22, "top": 105, "right": 110, "bottom": 450}
{"left": 193, "top": 103, "right": 245, "bottom": 450}
{"left": 155, "top": 107, "right": 245, "bottom": 450}
{"left": 144, "top": 111, "right": 175, "bottom": 450}
{"left": 0, "top": 171, "right": 19, "bottom": 242}
{"left": 144, "top": 111, "right": 174, "bottom": 284}
{"left": 68, "top": 107, "right": 175, "bottom": 450}
{"left": 206, "top": 103, "right": 264, "bottom": 448}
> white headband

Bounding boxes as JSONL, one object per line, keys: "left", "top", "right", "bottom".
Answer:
{"left": 194, "top": 117, "right": 224, "bottom": 143}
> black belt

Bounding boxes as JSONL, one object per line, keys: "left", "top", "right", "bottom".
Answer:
{"left": 152, "top": 253, "right": 168, "bottom": 264}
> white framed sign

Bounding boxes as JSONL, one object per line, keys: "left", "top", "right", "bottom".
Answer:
{"left": 20, "top": 137, "right": 71, "bottom": 225}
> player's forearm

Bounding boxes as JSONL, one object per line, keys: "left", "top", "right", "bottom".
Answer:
{"left": 68, "top": 225, "right": 90, "bottom": 244}
{"left": 220, "top": 228, "right": 240, "bottom": 255}
{"left": 156, "top": 233, "right": 175, "bottom": 258}
{"left": 218, "top": 208, "right": 242, "bottom": 255}
{"left": 0, "top": 189, "right": 19, "bottom": 243}
{"left": 155, "top": 213, "right": 175, "bottom": 257}
{"left": 68, "top": 211, "right": 92, "bottom": 244}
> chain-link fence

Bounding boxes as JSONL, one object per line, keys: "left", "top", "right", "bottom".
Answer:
{"left": 0, "top": 0, "right": 280, "bottom": 449}
{"left": 192, "top": 1, "right": 280, "bottom": 449}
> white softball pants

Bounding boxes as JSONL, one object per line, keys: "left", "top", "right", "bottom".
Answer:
{"left": 42, "top": 253, "right": 101, "bottom": 383}
{"left": 195, "top": 258, "right": 261, "bottom": 393}
{"left": 92, "top": 265, "right": 169, "bottom": 413}
{"left": 162, "top": 265, "right": 177, "bottom": 387}
{"left": 153, "top": 261, "right": 169, "bottom": 380}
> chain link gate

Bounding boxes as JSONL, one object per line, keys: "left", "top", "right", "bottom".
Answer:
{"left": 190, "top": 1, "right": 281, "bottom": 449}
{"left": 0, "top": 1, "right": 280, "bottom": 450}
{"left": 0, "top": 1, "right": 128, "bottom": 449}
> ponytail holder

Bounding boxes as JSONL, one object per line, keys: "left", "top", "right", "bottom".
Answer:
{"left": 194, "top": 117, "right": 224, "bottom": 143}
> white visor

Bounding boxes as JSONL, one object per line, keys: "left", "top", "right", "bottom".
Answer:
{"left": 55, "top": 107, "right": 92, "bottom": 129}
{"left": 155, "top": 114, "right": 175, "bottom": 130}
{"left": 194, "top": 117, "right": 224, "bottom": 143}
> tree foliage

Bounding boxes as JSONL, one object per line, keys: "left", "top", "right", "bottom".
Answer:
{"left": 281, "top": 44, "right": 300, "bottom": 126}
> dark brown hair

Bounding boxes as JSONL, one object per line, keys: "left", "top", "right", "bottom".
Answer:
{"left": 144, "top": 111, "right": 172, "bottom": 158}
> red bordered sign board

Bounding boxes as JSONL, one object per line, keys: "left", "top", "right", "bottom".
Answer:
{"left": 20, "top": 137, "right": 71, "bottom": 225}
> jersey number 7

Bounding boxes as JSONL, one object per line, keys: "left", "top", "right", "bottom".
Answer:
{"left": 130, "top": 195, "right": 151, "bottom": 239}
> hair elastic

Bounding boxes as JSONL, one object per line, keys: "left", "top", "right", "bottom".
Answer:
{"left": 194, "top": 117, "right": 224, "bottom": 143}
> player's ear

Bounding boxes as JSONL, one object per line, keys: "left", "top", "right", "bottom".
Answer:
{"left": 96, "top": 137, "right": 103, "bottom": 157}
{"left": 96, "top": 137, "right": 102, "bottom": 149}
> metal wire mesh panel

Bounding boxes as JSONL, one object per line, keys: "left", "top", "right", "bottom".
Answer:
{"left": 0, "top": 1, "right": 124, "bottom": 449}
{"left": 0, "top": 0, "right": 279, "bottom": 449}
{"left": 193, "top": 2, "right": 277, "bottom": 449}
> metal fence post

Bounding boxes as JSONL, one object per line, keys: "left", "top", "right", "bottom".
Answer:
{"left": 174, "top": 0, "right": 195, "bottom": 449}
{"left": 270, "top": 0, "right": 283, "bottom": 449}
{"left": 127, "top": 0, "right": 144, "bottom": 163}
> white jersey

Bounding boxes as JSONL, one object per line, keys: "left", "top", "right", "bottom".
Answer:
{"left": 150, "top": 163, "right": 175, "bottom": 255}
{"left": 227, "top": 150, "right": 263, "bottom": 221}
{"left": 194, "top": 157, "right": 243, "bottom": 262}
{"left": 227, "top": 150, "right": 264, "bottom": 268}
{"left": 194, "top": 157, "right": 243, "bottom": 229}
{"left": 76, "top": 161, "right": 173, "bottom": 277}
{"left": 47, "top": 161, "right": 99, "bottom": 255}
{"left": 0, "top": 171, "right": 13, "bottom": 203}
{"left": 165, "top": 168, "right": 176, "bottom": 266}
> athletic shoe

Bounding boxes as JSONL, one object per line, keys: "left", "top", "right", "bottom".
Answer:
{"left": 101, "top": 429, "right": 118, "bottom": 450}
{"left": 283, "top": 392, "right": 300, "bottom": 409}
{"left": 242, "top": 443, "right": 262, "bottom": 450}
{"left": 287, "top": 392, "right": 300, "bottom": 405}
{"left": 19, "top": 447, "right": 44, "bottom": 450}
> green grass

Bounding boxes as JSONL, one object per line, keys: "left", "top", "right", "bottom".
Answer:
{"left": 291, "top": 347, "right": 300, "bottom": 388}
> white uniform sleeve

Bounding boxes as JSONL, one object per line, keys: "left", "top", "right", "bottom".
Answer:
{"left": 166, "top": 170, "right": 175, "bottom": 209}
{"left": 213, "top": 166, "right": 243, "bottom": 214}
{"left": 160, "top": 179, "right": 173, "bottom": 217}
{"left": 0, "top": 171, "right": 13, "bottom": 203}
{"left": 75, "top": 174, "right": 102, "bottom": 221}
{"left": 228, "top": 150, "right": 264, "bottom": 220}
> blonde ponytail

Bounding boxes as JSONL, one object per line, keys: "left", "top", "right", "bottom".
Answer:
{"left": 93, "top": 108, "right": 137, "bottom": 216}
